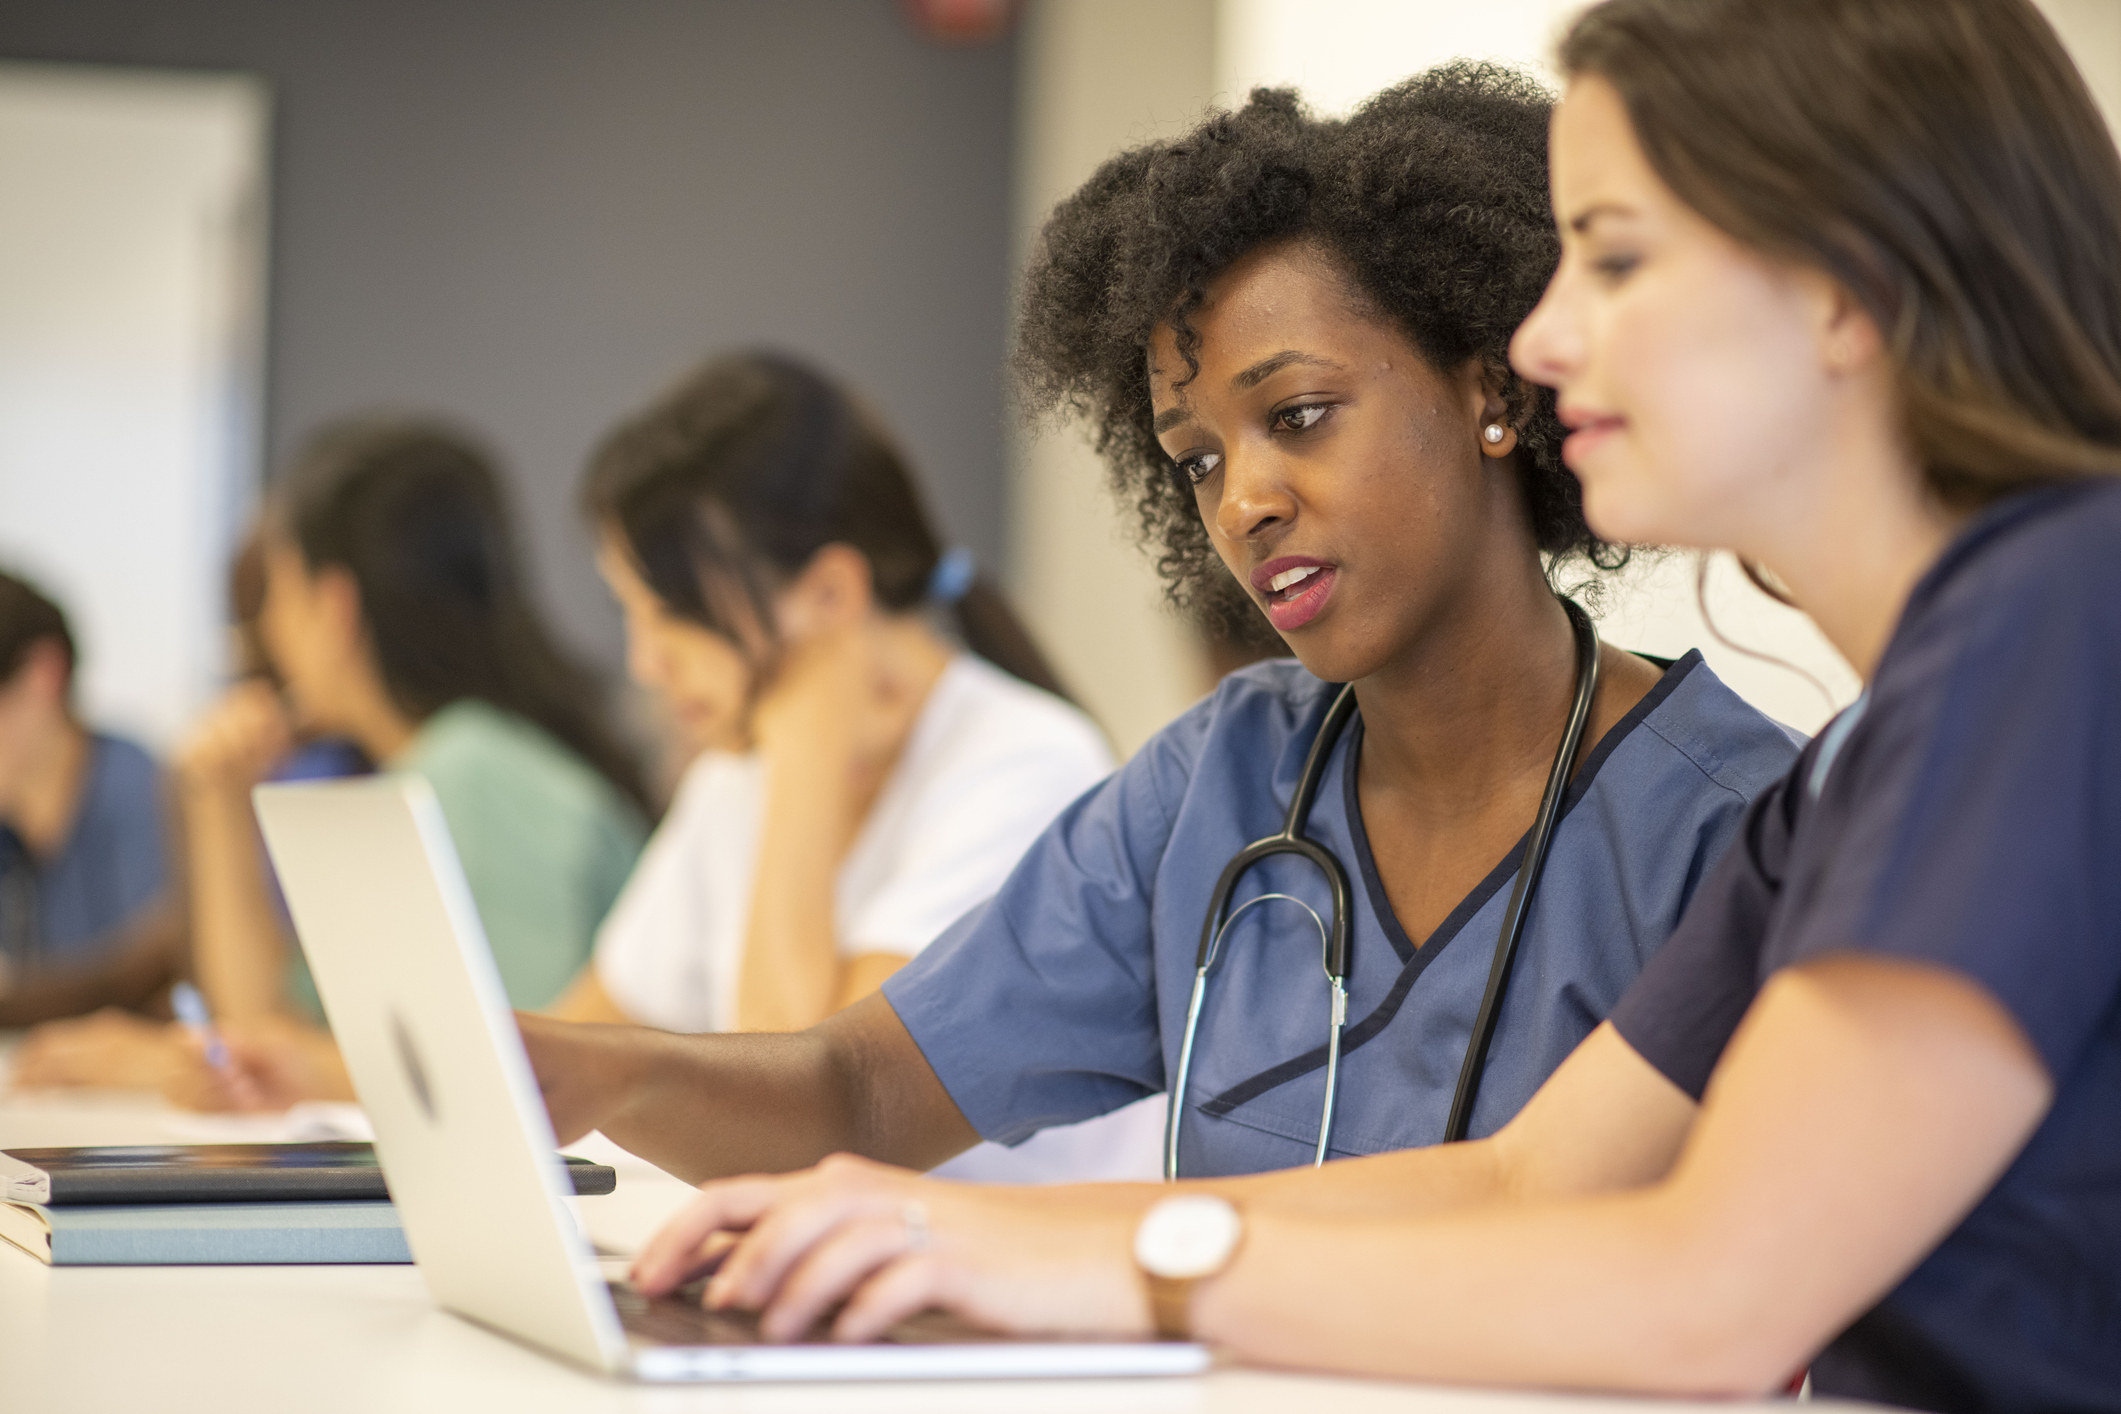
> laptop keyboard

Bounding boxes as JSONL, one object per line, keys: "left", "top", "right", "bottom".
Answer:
{"left": 608, "top": 1283, "right": 1020, "bottom": 1348}
{"left": 610, "top": 1284, "right": 790, "bottom": 1346}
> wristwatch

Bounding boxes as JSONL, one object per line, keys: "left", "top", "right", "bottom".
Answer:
{"left": 1132, "top": 1194, "right": 1244, "bottom": 1340}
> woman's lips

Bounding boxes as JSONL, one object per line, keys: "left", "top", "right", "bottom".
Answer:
{"left": 1561, "top": 414, "right": 1626, "bottom": 469}
{"left": 1260, "top": 563, "right": 1337, "bottom": 632}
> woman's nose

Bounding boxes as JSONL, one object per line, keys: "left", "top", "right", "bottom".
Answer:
{"left": 1511, "top": 278, "right": 1581, "bottom": 386}
{"left": 1214, "top": 447, "right": 1298, "bottom": 544}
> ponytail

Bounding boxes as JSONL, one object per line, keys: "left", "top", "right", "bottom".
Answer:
{"left": 936, "top": 567, "right": 1073, "bottom": 703}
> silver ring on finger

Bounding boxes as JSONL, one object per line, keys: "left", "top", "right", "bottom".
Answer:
{"left": 901, "top": 1199, "right": 930, "bottom": 1254}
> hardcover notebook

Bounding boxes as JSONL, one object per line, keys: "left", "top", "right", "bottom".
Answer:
{"left": 0, "top": 1143, "right": 617, "bottom": 1267}
{"left": 1, "top": 1141, "right": 616, "bottom": 1205}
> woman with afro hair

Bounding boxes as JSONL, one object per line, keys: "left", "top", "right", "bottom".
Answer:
{"left": 521, "top": 63, "right": 1797, "bottom": 1228}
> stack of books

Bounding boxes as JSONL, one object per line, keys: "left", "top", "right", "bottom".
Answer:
{"left": 0, "top": 1141, "right": 614, "bottom": 1265}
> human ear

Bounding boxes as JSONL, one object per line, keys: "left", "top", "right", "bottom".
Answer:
{"left": 1473, "top": 364, "right": 1521, "bottom": 459}
{"left": 774, "top": 543, "right": 874, "bottom": 642}
{"left": 1810, "top": 272, "right": 1885, "bottom": 375}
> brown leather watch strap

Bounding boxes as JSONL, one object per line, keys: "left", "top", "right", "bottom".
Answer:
{"left": 1142, "top": 1271, "right": 1198, "bottom": 1340}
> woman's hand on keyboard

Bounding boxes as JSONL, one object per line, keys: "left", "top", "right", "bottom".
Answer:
{"left": 633, "top": 1152, "right": 1158, "bottom": 1343}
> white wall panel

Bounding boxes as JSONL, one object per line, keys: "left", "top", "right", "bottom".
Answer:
{"left": 1011, "top": 0, "right": 1221, "bottom": 757}
{"left": 0, "top": 63, "right": 267, "bottom": 746}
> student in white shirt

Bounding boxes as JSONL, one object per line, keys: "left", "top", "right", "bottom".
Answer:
{"left": 545, "top": 350, "right": 1160, "bottom": 1181}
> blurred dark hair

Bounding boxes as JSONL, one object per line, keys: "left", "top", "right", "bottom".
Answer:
{"left": 1561, "top": 0, "right": 2121, "bottom": 506}
{"left": 275, "top": 417, "right": 650, "bottom": 813}
{"left": 582, "top": 350, "right": 1072, "bottom": 701}
{"left": 1016, "top": 65, "right": 1621, "bottom": 640}
{"left": 0, "top": 570, "right": 75, "bottom": 693}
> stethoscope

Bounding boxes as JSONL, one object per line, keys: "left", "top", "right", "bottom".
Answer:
{"left": 1164, "top": 598, "right": 1602, "bottom": 1179}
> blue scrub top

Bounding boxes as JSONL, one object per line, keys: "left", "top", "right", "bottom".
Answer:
{"left": 885, "top": 652, "right": 1802, "bottom": 1177}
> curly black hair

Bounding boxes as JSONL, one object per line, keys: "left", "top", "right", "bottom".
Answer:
{"left": 1015, "top": 62, "right": 1625, "bottom": 638}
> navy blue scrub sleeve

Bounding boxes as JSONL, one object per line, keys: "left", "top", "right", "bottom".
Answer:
{"left": 1605, "top": 759, "right": 1806, "bottom": 1100}
{"left": 1605, "top": 482, "right": 2121, "bottom": 1413}
{"left": 1614, "top": 489, "right": 2121, "bottom": 1091}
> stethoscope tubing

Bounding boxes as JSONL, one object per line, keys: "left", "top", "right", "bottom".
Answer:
{"left": 1165, "top": 685, "right": 1358, "bottom": 1181}
{"left": 1164, "top": 599, "right": 1599, "bottom": 1178}
{"left": 1442, "top": 599, "right": 1601, "bottom": 1141}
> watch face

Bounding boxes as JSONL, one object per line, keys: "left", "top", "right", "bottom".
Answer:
{"left": 1134, "top": 1194, "right": 1243, "bottom": 1280}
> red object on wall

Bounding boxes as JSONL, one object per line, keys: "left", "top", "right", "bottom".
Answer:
{"left": 900, "top": 0, "right": 1021, "bottom": 45}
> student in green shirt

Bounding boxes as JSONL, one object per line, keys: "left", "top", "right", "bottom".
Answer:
{"left": 23, "top": 419, "right": 648, "bottom": 1106}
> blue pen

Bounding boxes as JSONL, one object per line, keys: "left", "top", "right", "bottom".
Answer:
{"left": 170, "top": 981, "right": 233, "bottom": 1074}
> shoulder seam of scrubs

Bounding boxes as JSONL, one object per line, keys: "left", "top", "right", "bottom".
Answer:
{"left": 1198, "top": 650, "right": 1704, "bottom": 1124}
{"left": 1144, "top": 679, "right": 1268, "bottom": 845}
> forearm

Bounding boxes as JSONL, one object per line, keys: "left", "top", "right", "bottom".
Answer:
{"left": 532, "top": 993, "right": 979, "bottom": 1183}
{"left": 1211, "top": 1135, "right": 1512, "bottom": 1218}
{"left": 1194, "top": 1188, "right": 1785, "bottom": 1395}
{"left": 182, "top": 789, "right": 292, "bottom": 1021}
{"left": 1194, "top": 964, "right": 2049, "bottom": 1394}
{"left": 0, "top": 901, "right": 182, "bottom": 1025}
{"left": 735, "top": 751, "right": 859, "bottom": 1032}
{"left": 928, "top": 1133, "right": 1513, "bottom": 1258}
{"left": 592, "top": 1027, "right": 861, "bottom": 1181}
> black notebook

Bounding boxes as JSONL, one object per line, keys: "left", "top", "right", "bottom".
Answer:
{"left": 0, "top": 1141, "right": 616, "bottom": 1205}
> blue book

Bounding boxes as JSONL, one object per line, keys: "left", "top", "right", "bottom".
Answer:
{"left": 0, "top": 1198, "right": 412, "bottom": 1265}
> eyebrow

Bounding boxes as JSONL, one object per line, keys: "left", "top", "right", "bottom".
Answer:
{"left": 1152, "top": 404, "right": 1194, "bottom": 436}
{"left": 1231, "top": 349, "right": 1340, "bottom": 392}
{"left": 1150, "top": 349, "right": 1345, "bottom": 436}
{"left": 1567, "top": 200, "right": 1637, "bottom": 234}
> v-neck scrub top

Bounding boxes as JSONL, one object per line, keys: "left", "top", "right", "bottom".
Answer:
{"left": 1609, "top": 482, "right": 2121, "bottom": 1412}
{"left": 884, "top": 651, "right": 1803, "bottom": 1177}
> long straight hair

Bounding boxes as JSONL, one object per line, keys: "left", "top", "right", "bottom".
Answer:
{"left": 1561, "top": 0, "right": 2121, "bottom": 507}
{"left": 276, "top": 418, "right": 651, "bottom": 814}
{"left": 582, "top": 351, "right": 1073, "bottom": 701}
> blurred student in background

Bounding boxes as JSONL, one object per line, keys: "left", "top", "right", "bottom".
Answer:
{"left": 18, "top": 419, "right": 648, "bottom": 1098}
{"left": 202, "top": 352, "right": 1160, "bottom": 1179}
{"left": 4, "top": 531, "right": 371, "bottom": 1085}
{"left": 546, "top": 351, "right": 1156, "bottom": 1180}
{"left": 0, "top": 571, "right": 176, "bottom": 1026}
{"left": 204, "top": 527, "right": 374, "bottom": 796}
{"left": 546, "top": 352, "right": 1111, "bottom": 1033}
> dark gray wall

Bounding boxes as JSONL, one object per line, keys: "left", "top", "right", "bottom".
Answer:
{"left": 0, "top": 0, "right": 1018, "bottom": 671}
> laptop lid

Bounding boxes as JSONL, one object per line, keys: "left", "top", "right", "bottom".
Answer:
{"left": 253, "top": 777, "right": 629, "bottom": 1374}
{"left": 256, "top": 776, "right": 1210, "bottom": 1385}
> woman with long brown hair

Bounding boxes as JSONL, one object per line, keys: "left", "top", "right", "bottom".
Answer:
{"left": 609, "top": 2, "right": 2121, "bottom": 1405}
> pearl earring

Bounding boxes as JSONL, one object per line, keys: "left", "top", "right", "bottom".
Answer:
{"left": 1483, "top": 423, "right": 1507, "bottom": 444}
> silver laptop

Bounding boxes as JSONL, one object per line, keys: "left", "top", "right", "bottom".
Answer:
{"left": 253, "top": 776, "right": 1209, "bottom": 1383}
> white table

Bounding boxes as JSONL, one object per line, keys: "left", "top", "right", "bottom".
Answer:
{"left": 0, "top": 1059, "right": 1860, "bottom": 1414}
